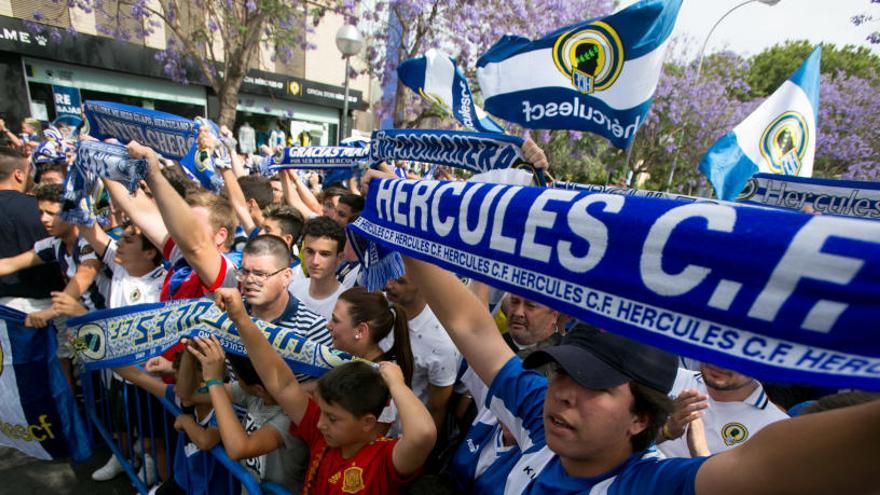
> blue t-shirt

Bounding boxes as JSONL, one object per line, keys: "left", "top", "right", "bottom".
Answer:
{"left": 482, "top": 357, "right": 707, "bottom": 495}
{"left": 165, "top": 386, "right": 237, "bottom": 495}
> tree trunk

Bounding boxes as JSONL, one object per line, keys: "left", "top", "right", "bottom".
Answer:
{"left": 216, "top": 82, "right": 240, "bottom": 128}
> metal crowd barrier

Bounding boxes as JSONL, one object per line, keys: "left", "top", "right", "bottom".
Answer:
{"left": 81, "top": 368, "right": 291, "bottom": 495}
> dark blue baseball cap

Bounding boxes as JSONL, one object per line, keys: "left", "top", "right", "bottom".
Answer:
{"left": 523, "top": 325, "right": 678, "bottom": 394}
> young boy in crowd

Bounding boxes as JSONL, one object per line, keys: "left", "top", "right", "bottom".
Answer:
{"left": 288, "top": 216, "right": 348, "bottom": 321}
{"left": 49, "top": 219, "right": 168, "bottom": 482}
{"left": 212, "top": 287, "right": 437, "bottom": 494}
{"left": 0, "top": 182, "right": 105, "bottom": 386}
{"left": 182, "top": 337, "right": 308, "bottom": 493}
{"left": 113, "top": 349, "right": 228, "bottom": 495}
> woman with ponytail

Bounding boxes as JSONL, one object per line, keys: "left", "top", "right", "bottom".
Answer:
{"left": 327, "top": 287, "right": 416, "bottom": 435}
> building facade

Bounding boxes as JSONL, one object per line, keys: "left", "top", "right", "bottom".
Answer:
{"left": 0, "top": 1, "right": 375, "bottom": 148}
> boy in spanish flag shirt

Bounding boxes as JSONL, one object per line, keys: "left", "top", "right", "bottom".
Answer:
{"left": 213, "top": 287, "right": 437, "bottom": 495}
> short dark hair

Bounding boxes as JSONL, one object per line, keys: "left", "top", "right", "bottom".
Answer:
{"left": 36, "top": 162, "right": 67, "bottom": 183}
{"left": 243, "top": 234, "right": 291, "bottom": 267}
{"left": 302, "top": 216, "right": 346, "bottom": 253}
{"left": 338, "top": 193, "right": 364, "bottom": 214}
{"left": 317, "top": 361, "right": 389, "bottom": 418}
{"left": 264, "top": 204, "right": 304, "bottom": 242}
{"left": 629, "top": 381, "right": 673, "bottom": 452}
{"left": 0, "top": 146, "right": 27, "bottom": 181}
{"left": 161, "top": 165, "right": 200, "bottom": 197}
{"left": 799, "top": 391, "right": 880, "bottom": 415}
{"left": 238, "top": 176, "right": 274, "bottom": 209}
{"left": 34, "top": 182, "right": 63, "bottom": 203}
{"left": 227, "top": 354, "right": 264, "bottom": 387}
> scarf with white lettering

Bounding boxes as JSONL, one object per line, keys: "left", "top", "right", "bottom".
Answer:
{"left": 60, "top": 140, "right": 147, "bottom": 226}
{"left": 67, "top": 298, "right": 360, "bottom": 377}
{"left": 349, "top": 178, "right": 880, "bottom": 389}
{"left": 83, "top": 101, "right": 223, "bottom": 192}
{"left": 737, "top": 173, "right": 880, "bottom": 220}
{"left": 370, "top": 129, "right": 526, "bottom": 174}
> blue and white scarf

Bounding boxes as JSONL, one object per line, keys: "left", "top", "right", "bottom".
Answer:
{"left": 398, "top": 49, "right": 506, "bottom": 134}
{"left": 349, "top": 178, "right": 880, "bottom": 390}
{"left": 266, "top": 146, "right": 370, "bottom": 170}
{"left": 370, "top": 129, "right": 525, "bottom": 174}
{"left": 83, "top": 101, "right": 223, "bottom": 192}
{"left": 60, "top": 140, "right": 147, "bottom": 226}
{"left": 67, "top": 298, "right": 360, "bottom": 378}
{"left": 738, "top": 173, "right": 880, "bottom": 220}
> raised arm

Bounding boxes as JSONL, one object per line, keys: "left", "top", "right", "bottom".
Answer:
{"left": 127, "top": 141, "right": 223, "bottom": 288}
{"left": 279, "top": 170, "right": 317, "bottom": 220}
{"left": 402, "top": 257, "right": 513, "bottom": 387}
{"left": 78, "top": 222, "right": 112, "bottom": 261}
{"left": 382, "top": 362, "right": 436, "bottom": 477}
{"left": 291, "top": 171, "right": 322, "bottom": 214}
{"left": 695, "top": 399, "right": 880, "bottom": 495}
{"left": 174, "top": 341, "right": 213, "bottom": 406}
{"left": 102, "top": 178, "right": 168, "bottom": 251}
{"left": 188, "top": 336, "right": 285, "bottom": 460}
{"left": 213, "top": 288, "right": 309, "bottom": 425}
{"left": 220, "top": 168, "right": 257, "bottom": 235}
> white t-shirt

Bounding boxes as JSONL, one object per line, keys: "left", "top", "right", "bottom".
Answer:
{"left": 407, "top": 305, "right": 462, "bottom": 405}
{"left": 102, "top": 240, "right": 165, "bottom": 309}
{"left": 287, "top": 270, "right": 346, "bottom": 323}
{"left": 658, "top": 368, "right": 789, "bottom": 458}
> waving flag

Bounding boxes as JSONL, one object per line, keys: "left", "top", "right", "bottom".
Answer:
{"left": 398, "top": 49, "right": 506, "bottom": 134}
{"left": 701, "top": 46, "right": 822, "bottom": 200}
{"left": 475, "top": 0, "right": 682, "bottom": 149}
{"left": 0, "top": 306, "right": 91, "bottom": 461}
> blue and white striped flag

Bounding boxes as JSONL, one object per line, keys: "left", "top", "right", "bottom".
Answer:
{"left": 398, "top": 49, "right": 506, "bottom": 134}
{"left": 0, "top": 306, "right": 92, "bottom": 461}
{"left": 701, "top": 46, "right": 822, "bottom": 201}
{"left": 475, "top": 0, "right": 682, "bottom": 149}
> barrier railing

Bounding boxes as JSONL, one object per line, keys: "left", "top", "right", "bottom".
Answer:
{"left": 81, "top": 368, "right": 288, "bottom": 495}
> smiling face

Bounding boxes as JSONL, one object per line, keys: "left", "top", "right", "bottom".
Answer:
{"left": 543, "top": 368, "right": 647, "bottom": 466}
{"left": 115, "top": 224, "right": 158, "bottom": 269}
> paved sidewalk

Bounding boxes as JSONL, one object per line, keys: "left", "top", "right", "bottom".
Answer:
{"left": 0, "top": 446, "right": 135, "bottom": 494}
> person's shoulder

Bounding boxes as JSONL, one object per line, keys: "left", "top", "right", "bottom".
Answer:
{"left": 613, "top": 451, "right": 707, "bottom": 493}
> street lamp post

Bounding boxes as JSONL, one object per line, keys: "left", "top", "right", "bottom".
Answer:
{"left": 665, "top": 0, "right": 780, "bottom": 191}
{"left": 336, "top": 24, "right": 364, "bottom": 143}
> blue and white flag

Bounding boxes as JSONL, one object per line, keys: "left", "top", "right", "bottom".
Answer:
{"left": 738, "top": 173, "right": 880, "bottom": 220}
{"left": 0, "top": 306, "right": 92, "bottom": 461}
{"left": 476, "top": 0, "right": 682, "bottom": 149}
{"left": 83, "top": 101, "right": 224, "bottom": 192}
{"left": 398, "top": 49, "right": 506, "bottom": 134}
{"left": 349, "top": 178, "right": 880, "bottom": 390}
{"left": 370, "top": 129, "right": 525, "bottom": 174}
{"left": 701, "top": 47, "right": 822, "bottom": 201}
{"left": 68, "top": 298, "right": 362, "bottom": 378}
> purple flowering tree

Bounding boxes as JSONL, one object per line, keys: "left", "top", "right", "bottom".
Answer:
{"left": 357, "top": 0, "right": 615, "bottom": 127}
{"left": 31, "top": 0, "right": 340, "bottom": 126}
{"left": 818, "top": 73, "right": 880, "bottom": 180}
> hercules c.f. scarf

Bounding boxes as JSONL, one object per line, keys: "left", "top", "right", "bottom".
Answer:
{"left": 349, "top": 178, "right": 880, "bottom": 390}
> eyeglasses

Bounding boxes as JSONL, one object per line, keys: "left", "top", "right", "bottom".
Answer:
{"left": 235, "top": 266, "right": 287, "bottom": 284}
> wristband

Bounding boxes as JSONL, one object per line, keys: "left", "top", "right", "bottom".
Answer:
{"left": 197, "top": 378, "right": 224, "bottom": 393}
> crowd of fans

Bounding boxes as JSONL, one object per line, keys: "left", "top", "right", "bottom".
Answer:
{"left": 0, "top": 116, "right": 878, "bottom": 495}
